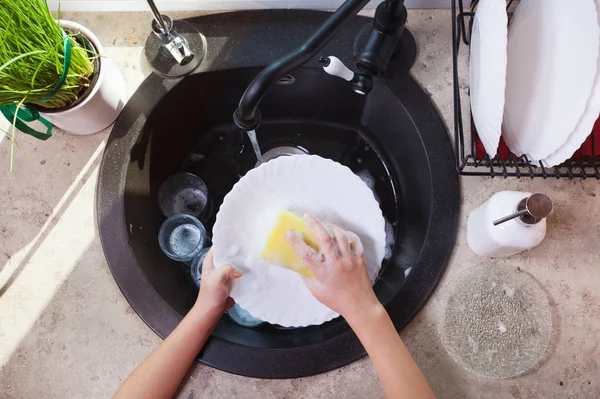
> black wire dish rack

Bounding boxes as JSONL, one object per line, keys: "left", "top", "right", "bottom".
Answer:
{"left": 452, "top": 0, "right": 600, "bottom": 178}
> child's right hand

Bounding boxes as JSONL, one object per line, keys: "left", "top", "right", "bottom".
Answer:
{"left": 286, "top": 214, "right": 381, "bottom": 323}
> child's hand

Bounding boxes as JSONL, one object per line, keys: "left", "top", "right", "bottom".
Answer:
{"left": 286, "top": 214, "right": 380, "bottom": 323}
{"left": 191, "top": 249, "right": 243, "bottom": 323}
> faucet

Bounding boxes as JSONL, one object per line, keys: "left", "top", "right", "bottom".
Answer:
{"left": 146, "top": 0, "right": 194, "bottom": 66}
{"left": 233, "top": 0, "right": 408, "bottom": 131}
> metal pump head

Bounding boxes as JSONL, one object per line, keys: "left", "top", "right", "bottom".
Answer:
{"left": 493, "top": 193, "right": 553, "bottom": 226}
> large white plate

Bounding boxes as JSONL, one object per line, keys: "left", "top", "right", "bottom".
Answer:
{"left": 542, "top": 1, "right": 600, "bottom": 167}
{"left": 469, "top": 0, "right": 507, "bottom": 157}
{"left": 212, "top": 155, "right": 386, "bottom": 327}
{"left": 502, "top": 0, "right": 599, "bottom": 162}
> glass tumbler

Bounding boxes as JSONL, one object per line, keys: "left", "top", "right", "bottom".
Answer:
{"left": 158, "top": 214, "right": 207, "bottom": 262}
{"left": 190, "top": 246, "right": 211, "bottom": 288}
{"left": 158, "top": 173, "right": 212, "bottom": 222}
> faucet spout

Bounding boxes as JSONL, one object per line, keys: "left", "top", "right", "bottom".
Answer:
{"left": 233, "top": 0, "right": 372, "bottom": 131}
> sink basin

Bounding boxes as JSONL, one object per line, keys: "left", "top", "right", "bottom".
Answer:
{"left": 97, "top": 10, "right": 459, "bottom": 378}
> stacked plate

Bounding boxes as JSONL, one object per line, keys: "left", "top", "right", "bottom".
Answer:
{"left": 470, "top": 0, "right": 600, "bottom": 166}
{"left": 469, "top": 0, "right": 508, "bottom": 157}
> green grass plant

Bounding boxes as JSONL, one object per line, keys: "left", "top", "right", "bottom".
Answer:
{"left": 0, "top": 0, "right": 97, "bottom": 169}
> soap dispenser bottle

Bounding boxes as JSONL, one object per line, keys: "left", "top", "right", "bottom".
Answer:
{"left": 467, "top": 191, "right": 553, "bottom": 257}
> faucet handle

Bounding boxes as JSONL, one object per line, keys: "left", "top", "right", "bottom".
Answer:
{"left": 321, "top": 56, "right": 355, "bottom": 81}
{"left": 320, "top": 56, "right": 373, "bottom": 95}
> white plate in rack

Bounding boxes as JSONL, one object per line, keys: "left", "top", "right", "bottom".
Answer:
{"left": 502, "top": 0, "right": 599, "bottom": 162}
{"left": 212, "top": 155, "right": 386, "bottom": 327}
{"left": 542, "top": 1, "right": 600, "bottom": 167}
{"left": 469, "top": 0, "right": 508, "bottom": 157}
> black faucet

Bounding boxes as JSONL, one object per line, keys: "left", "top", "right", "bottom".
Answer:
{"left": 233, "top": 0, "right": 408, "bottom": 131}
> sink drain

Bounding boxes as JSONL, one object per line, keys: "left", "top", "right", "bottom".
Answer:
{"left": 276, "top": 74, "right": 295, "bottom": 85}
{"left": 255, "top": 145, "right": 309, "bottom": 167}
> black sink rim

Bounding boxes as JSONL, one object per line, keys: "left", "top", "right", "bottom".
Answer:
{"left": 96, "top": 10, "right": 459, "bottom": 379}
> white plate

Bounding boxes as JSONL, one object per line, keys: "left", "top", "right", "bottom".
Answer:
{"left": 212, "top": 155, "right": 386, "bottom": 327}
{"left": 469, "top": 0, "right": 508, "bottom": 157}
{"left": 502, "top": 0, "right": 599, "bottom": 162}
{"left": 543, "top": 1, "right": 600, "bottom": 167}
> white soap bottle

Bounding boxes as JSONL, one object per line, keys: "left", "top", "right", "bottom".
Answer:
{"left": 467, "top": 191, "right": 553, "bottom": 257}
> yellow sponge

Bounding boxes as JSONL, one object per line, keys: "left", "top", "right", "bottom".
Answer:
{"left": 261, "top": 210, "right": 318, "bottom": 278}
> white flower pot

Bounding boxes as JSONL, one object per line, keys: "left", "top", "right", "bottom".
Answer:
{"left": 39, "top": 20, "right": 127, "bottom": 135}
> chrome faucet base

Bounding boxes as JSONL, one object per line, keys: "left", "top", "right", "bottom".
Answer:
{"left": 143, "top": 0, "right": 205, "bottom": 79}
{"left": 144, "top": 19, "right": 205, "bottom": 78}
{"left": 150, "top": 15, "right": 194, "bottom": 66}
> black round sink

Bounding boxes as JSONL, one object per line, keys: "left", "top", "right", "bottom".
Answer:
{"left": 97, "top": 10, "right": 459, "bottom": 378}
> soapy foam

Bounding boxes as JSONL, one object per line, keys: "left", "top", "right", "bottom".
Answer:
{"left": 345, "top": 231, "right": 364, "bottom": 256}
{"left": 356, "top": 170, "right": 376, "bottom": 190}
{"left": 383, "top": 219, "right": 396, "bottom": 260}
{"left": 226, "top": 244, "right": 241, "bottom": 258}
{"left": 384, "top": 218, "right": 395, "bottom": 260}
{"left": 356, "top": 170, "right": 393, "bottom": 259}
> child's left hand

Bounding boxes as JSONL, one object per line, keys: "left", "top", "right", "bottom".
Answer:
{"left": 191, "top": 249, "right": 243, "bottom": 323}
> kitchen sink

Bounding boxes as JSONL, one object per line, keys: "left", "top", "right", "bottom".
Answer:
{"left": 97, "top": 10, "right": 459, "bottom": 378}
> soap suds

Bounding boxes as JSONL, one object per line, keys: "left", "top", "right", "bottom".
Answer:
{"left": 345, "top": 231, "right": 364, "bottom": 256}
{"left": 356, "top": 170, "right": 381, "bottom": 204}
{"left": 227, "top": 245, "right": 241, "bottom": 258}
{"left": 356, "top": 170, "right": 376, "bottom": 190}
{"left": 341, "top": 169, "right": 396, "bottom": 260}
{"left": 384, "top": 218, "right": 395, "bottom": 260}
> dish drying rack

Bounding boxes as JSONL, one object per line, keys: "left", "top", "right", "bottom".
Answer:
{"left": 452, "top": 0, "right": 600, "bottom": 179}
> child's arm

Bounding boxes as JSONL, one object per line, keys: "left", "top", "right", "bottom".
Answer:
{"left": 113, "top": 250, "right": 242, "bottom": 399}
{"left": 345, "top": 303, "right": 436, "bottom": 399}
{"left": 287, "top": 214, "right": 435, "bottom": 399}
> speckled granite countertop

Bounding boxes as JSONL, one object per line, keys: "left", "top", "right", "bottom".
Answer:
{"left": 0, "top": 10, "right": 598, "bottom": 399}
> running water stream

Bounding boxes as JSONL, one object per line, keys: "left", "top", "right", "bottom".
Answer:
{"left": 246, "top": 129, "right": 264, "bottom": 165}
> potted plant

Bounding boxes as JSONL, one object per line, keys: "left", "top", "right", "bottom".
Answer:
{"left": 0, "top": 0, "right": 126, "bottom": 169}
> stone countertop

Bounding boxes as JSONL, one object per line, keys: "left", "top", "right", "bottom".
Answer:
{"left": 1, "top": 10, "right": 599, "bottom": 399}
